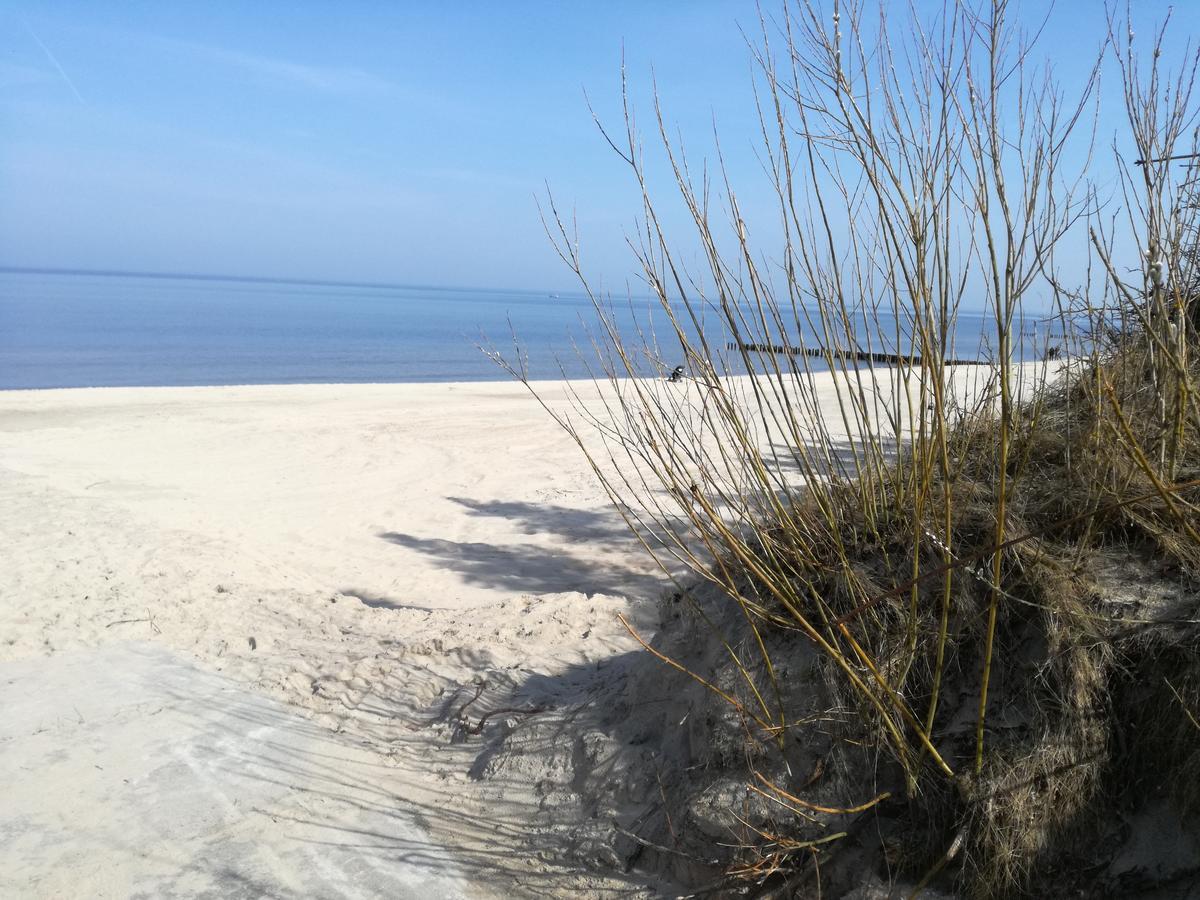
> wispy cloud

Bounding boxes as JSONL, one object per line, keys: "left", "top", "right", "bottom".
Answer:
{"left": 199, "top": 44, "right": 394, "bottom": 94}
{"left": 139, "top": 32, "right": 395, "bottom": 96}
{"left": 21, "top": 16, "right": 86, "bottom": 104}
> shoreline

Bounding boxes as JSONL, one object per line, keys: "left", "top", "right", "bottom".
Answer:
{"left": 0, "top": 375, "right": 590, "bottom": 394}
{"left": 0, "top": 355, "right": 1028, "bottom": 395}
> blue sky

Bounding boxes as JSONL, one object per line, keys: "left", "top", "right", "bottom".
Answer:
{"left": 0, "top": 1, "right": 1193, "bottom": 292}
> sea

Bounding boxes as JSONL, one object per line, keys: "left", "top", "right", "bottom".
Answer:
{"left": 0, "top": 268, "right": 1051, "bottom": 390}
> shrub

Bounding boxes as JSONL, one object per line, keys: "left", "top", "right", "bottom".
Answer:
{"left": 496, "top": 1, "right": 1200, "bottom": 893}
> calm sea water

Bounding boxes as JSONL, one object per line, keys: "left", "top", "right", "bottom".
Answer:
{"left": 0, "top": 270, "right": 669, "bottom": 389}
{"left": 0, "top": 269, "right": 1043, "bottom": 390}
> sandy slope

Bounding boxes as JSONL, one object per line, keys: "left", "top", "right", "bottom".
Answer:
{"left": 0, "top": 366, "right": 1042, "bottom": 896}
{"left": 0, "top": 379, "right": 681, "bottom": 896}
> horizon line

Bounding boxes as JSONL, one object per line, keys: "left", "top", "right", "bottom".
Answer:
{"left": 0, "top": 265, "right": 588, "bottom": 300}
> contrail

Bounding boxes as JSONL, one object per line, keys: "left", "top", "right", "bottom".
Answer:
{"left": 22, "top": 16, "right": 86, "bottom": 104}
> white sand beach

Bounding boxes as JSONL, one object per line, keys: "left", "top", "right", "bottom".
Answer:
{"left": 1, "top": 379, "right": 676, "bottom": 897}
{"left": 0, "top": 367, "right": 1033, "bottom": 897}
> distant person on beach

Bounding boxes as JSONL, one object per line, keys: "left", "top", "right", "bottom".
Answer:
{"left": 668, "top": 365, "right": 685, "bottom": 382}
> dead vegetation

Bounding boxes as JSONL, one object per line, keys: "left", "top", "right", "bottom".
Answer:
{"left": 493, "top": 0, "right": 1200, "bottom": 894}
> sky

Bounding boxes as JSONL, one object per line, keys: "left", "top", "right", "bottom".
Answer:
{"left": 0, "top": 1, "right": 1195, "bottom": 293}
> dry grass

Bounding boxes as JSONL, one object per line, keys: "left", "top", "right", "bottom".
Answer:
{"left": 494, "top": 1, "right": 1200, "bottom": 895}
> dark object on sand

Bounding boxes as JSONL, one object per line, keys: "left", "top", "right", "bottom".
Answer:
{"left": 1046, "top": 345, "right": 1062, "bottom": 360}
{"left": 668, "top": 365, "right": 686, "bottom": 382}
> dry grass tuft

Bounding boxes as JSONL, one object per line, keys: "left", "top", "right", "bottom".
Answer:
{"left": 759, "top": 337, "right": 1200, "bottom": 895}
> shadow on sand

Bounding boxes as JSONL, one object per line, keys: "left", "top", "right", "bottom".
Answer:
{"left": 377, "top": 496, "right": 679, "bottom": 599}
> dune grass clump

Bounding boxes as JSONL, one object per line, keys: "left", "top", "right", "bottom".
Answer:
{"left": 498, "top": 0, "right": 1200, "bottom": 894}
{"left": 827, "top": 336, "right": 1200, "bottom": 895}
